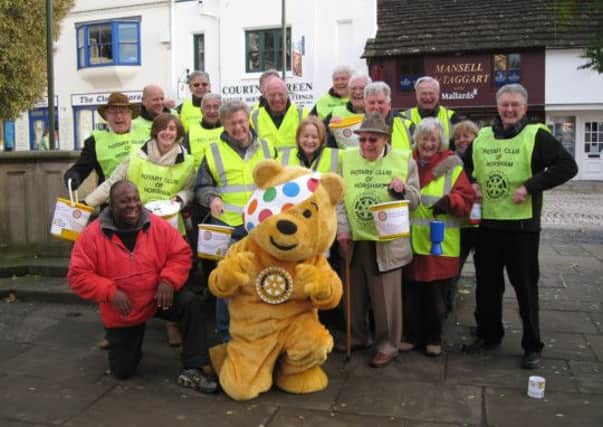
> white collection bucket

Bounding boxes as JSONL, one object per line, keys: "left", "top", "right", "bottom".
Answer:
{"left": 527, "top": 376, "right": 545, "bottom": 399}
{"left": 369, "top": 200, "right": 410, "bottom": 240}
{"left": 328, "top": 115, "right": 363, "bottom": 149}
{"left": 50, "top": 179, "right": 94, "bottom": 241}
{"left": 145, "top": 200, "right": 181, "bottom": 230}
{"left": 197, "top": 224, "right": 234, "bottom": 260}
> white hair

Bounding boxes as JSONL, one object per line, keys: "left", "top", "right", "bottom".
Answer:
{"left": 201, "top": 93, "right": 221, "bottom": 108}
{"left": 349, "top": 73, "right": 372, "bottom": 88}
{"left": 364, "top": 81, "right": 391, "bottom": 102}
{"left": 414, "top": 76, "right": 440, "bottom": 93}
{"left": 496, "top": 83, "right": 528, "bottom": 104}
{"left": 332, "top": 65, "right": 353, "bottom": 79}
{"left": 413, "top": 117, "right": 447, "bottom": 151}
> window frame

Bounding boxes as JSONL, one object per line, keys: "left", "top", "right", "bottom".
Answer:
{"left": 76, "top": 19, "right": 141, "bottom": 69}
{"left": 193, "top": 33, "right": 205, "bottom": 72}
{"left": 244, "top": 27, "right": 291, "bottom": 74}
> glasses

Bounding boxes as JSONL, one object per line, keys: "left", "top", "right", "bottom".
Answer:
{"left": 192, "top": 82, "right": 209, "bottom": 87}
{"left": 358, "top": 136, "right": 379, "bottom": 144}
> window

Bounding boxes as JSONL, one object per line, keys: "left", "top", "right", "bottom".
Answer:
{"left": 493, "top": 53, "right": 521, "bottom": 87}
{"left": 76, "top": 19, "right": 140, "bottom": 68}
{"left": 397, "top": 57, "right": 423, "bottom": 92}
{"left": 584, "top": 121, "right": 603, "bottom": 158}
{"left": 245, "top": 28, "right": 291, "bottom": 73}
{"left": 194, "top": 34, "right": 205, "bottom": 71}
{"left": 548, "top": 116, "right": 576, "bottom": 157}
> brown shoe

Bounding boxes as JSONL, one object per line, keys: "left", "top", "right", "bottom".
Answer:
{"left": 370, "top": 352, "right": 397, "bottom": 368}
{"left": 425, "top": 344, "right": 442, "bottom": 356}
{"left": 399, "top": 341, "right": 415, "bottom": 352}
{"left": 165, "top": 321, "right": 182, "bottom": 347}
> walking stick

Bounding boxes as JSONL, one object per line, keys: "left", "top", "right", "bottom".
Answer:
{"left": 344, "top": 248, "right": 352, "bottom": 363}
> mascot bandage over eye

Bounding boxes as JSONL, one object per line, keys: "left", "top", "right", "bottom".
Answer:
{"left": 208, "top": 159, "right": 345, "bottom": 401}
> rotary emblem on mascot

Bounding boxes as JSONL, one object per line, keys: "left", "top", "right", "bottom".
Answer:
{"left": 255, "top": 266, "right": 294, "bottom": 304}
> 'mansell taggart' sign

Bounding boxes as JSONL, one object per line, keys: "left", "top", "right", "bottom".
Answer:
{"left": 425, "top": 55, "right": 492, "bottom": 102}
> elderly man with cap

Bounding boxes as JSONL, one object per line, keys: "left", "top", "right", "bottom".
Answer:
{"left": 364, "top": 81, "right": 414, "bottom": 153}
{"left": 250, "top": 77, "right": 309, "bottom": 150}
{"left": 64, "top": 92, "right": 147, "bottom": 191}
{"left": 403, "top": 76, "right": 460, "bottom": 143}
{"left": 177, "top": 71, "right": 212, "bottom": 133}
{"left": 132, "top": 84, "right": 174, "bottom": 138}
{"left": 311, "top": 65, "right": 353, "bottom": 119}
{"left": 336, "top": 112, "right": 420, "bottom": 368}
{"left": 462, "top": 83, "right": 577, "bottom": 369}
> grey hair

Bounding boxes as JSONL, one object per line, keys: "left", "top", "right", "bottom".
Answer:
{"left": 218, "top": 100, "right": 250, "bottom": 123}
{"left": 332, "top": 65, "right": 353, "bottom": 79}
{"left": 201, "top": 93, "right": 222, "bottom": 108}
{"left": 413, "top": 117, "right": 447, "bottom": 151}
{"left": 414, "top": 76, "right": 440, "bottom": 93}
{"left": 349, "top": 73, "right": 372, "bottom": 88}
{"left": 364, "top": 81, "right": 391, "bottom": 102}
{"left": 187, "top": 71, "right": 210, "bottom": 84}
{"left": 496, "top": 83, "right": 528, "bottom": 105}
{"left": 259, "top": 69, "right": 280, "bottom": 86}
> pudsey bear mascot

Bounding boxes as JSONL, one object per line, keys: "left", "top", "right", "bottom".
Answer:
{"left": 208, "top": 159, "right": 345, "bottom": 401}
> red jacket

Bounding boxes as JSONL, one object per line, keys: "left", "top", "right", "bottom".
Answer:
{"left": 67, "top": 212, "right": 192, "bottom": 327}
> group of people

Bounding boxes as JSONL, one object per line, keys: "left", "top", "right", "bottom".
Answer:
{"left": 64, "top": 66, "right": 578, "bottom": 395}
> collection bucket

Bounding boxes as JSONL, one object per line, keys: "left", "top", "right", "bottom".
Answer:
{"left": 145, "top": 200, "right": 181, "bottom": 230}
{"left": 50, "top": 178, "right": 94, "bottom": 241}
{"left": 328, "top": 114, "right": 364, "bottom": 149}
{"left": 197, "top": 224, "right": 234, "bottom": 260}
{"left": 369, "top": 200, "right": 410, "bottom": 240}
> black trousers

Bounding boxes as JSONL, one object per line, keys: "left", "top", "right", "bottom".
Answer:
{"left": 105, "top": 289, "right": 209, "bottom": 379}
{"left": 405, "top": 279, "right": 450, "bottom": 346}
{"left": 474, "top": 228, "right": 544, "bottom": 353}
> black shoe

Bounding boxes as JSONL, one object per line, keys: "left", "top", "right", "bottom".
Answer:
{"left": 462, "top": 337, "right": 501, "bottom": 354}
{"left": 177, "top": 368, "right": 218, "bottom": 393}
{"left": 522, "top": 352, "right": 542, "bottom": 369}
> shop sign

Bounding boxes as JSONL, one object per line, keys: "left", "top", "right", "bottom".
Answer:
{"left": 71, "top": 91, "right": 142, "bottom": 107}
{"left": 425, "top": 55, "right": 492, "bottom": 102}
{"left": 221, "top": 81, "right": 315, "bottom": 107}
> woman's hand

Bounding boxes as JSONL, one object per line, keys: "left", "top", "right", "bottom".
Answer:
{"left": 388, "top": 177, "right": 405, "bottom": 193}
{"left": 210, "top": 197, "right": 224, "bottom": 217}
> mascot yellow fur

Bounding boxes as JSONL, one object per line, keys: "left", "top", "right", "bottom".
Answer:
{"left": 208, "top": 159, "right": 344, "bottom": 401}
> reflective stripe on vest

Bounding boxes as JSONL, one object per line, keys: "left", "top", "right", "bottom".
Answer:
{"left": 391, "top": 116, "right": 413, "bottom": 152}
{"left": 206, "top": 138, "right": 274, "bottom": 226}
{"left": 472, "top": 124, "right": 544, "bottom": 220}
{"left": 250, "top": 104, "right": 307, "bottom": 149}
{"left": 187, "top": 123, "right": 224, "bottom": 171}
{"left": 279, "top": 147, "right": 340, "bottom": 173}
{"left": 410, "top": 164, "right": 463, "bottom": 257}
{"left": 126, "top": 150, "right": 195, "bottom": 234}
{"left": 94, "top": 130, "right": 147, "bottom": 178}
{"left": 315, "top": 93, "right": 348, "bottom": 120}
{"left": 405, "top": 106, "right": 454, "bottom": 141}
{"left": 342, "top": 147, "right": 410, "bottom": 241}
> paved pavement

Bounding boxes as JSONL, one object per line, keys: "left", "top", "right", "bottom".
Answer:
{"left": 1, "top": 184, "right": 602, "bottom": 426}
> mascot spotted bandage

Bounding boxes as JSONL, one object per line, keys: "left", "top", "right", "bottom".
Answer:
{"left": 208, "top": 160, "right": 344, "bottom": 401}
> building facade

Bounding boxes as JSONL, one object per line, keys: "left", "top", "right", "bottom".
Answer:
{"left": 3, "top": 0, "right": 376, "bottom": 152}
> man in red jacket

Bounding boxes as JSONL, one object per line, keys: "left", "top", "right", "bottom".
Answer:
{"left": 68, "top": 180, "right": 217, "bottom": 393}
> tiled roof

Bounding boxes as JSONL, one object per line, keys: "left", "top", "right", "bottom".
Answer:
{"left": 364, "top": 0, "right": 603, "bottom": 57}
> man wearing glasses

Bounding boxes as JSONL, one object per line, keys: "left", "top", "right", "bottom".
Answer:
{"left": 177, "top": 71, "right": 212, "bottom": 133}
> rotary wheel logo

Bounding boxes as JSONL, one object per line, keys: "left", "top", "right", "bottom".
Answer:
{"left": 256, "top": 266, "right": 293, "bottom": 304}
{"left": 377, "top": 211, "right": 387, "bottom": 221}
{"left": 353, "top": 194, "right": 378, "bottom": 223}
{"left": 72, "top": 210, "right": 82, "bottom": 219}
{"left": 485, "top": 172, "right": 509, "bottom": 199}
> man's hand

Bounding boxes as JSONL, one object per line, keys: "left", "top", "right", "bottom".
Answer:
{"left": 112, "top": 289, "right": 132, "bottom": 317}
{"left": 388, "top": 177, "right": 405, "bottom": 193}
{"left": 155, "top": 282, "right": 174, "bottom": 310}
{"left": 471, "top": 183, "right": 482, "bottom": 201}
{"left": 210, "top": 197, "right": 224, "bottom": 218}
{"left": 512, "top": 185, "right": 529, "bottom": 204}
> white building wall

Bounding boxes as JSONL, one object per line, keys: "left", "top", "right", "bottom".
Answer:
{"left": 545, "top": 49, "right": 603, "bottom": 180}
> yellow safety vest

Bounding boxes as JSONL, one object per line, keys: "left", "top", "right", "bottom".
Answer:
{"left": 315, "top": 92, "right": 349, "bottom": 120}
{"left": 187, "top": 122, "right": 224, "bottom": 172}
{"left": 404, "top": 106, "right": 455, "bottom": 141}
{"left": 179, "top": 99, "right": 203, "bottom": 133}
{"left": 93, "top": 130, "right": 147, "bottom": 178}
{"left": 250, "top": 104, "right": 308, "bottom": 149}
{"left": 411, "top": 164, "right": 463, "bottom": 257}
{"left": 391, "top": 115, "right": 413, "bottom": 153}
{"left": 278, "top": 147, "right": 341, "bottom": 173}
{"left": 331, "top": 104, "right": 360, "bottom": 119}
{"left": 205, "top": 138, "right": 275, "bottom": 226}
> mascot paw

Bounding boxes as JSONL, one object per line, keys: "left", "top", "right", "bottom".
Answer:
{"left": 297, "top": 264, "right": 331, "bottom": 300}
{"left": 217, "top": 251, "right": 257, "bottom": 291}
{"left": 276, "top": 366, "right": 328, "bottom": 394}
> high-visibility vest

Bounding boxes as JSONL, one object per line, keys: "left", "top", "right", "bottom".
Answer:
{"left": 342, "top": 147, "right": 410, "bottom": 241}
{"left": 391, "top": 115, "right": 413, "bottom": 153}
{"left": 126, "top": 150, "right": 195, "bottom": 234}
{"left": 205, "top": 138, "right": 275, "bottom": 226}
{"left": 179, "top": 99, "right": 203, "bottom": 133}
{"left": 410, "top": 164, "right": 463, "bottom": 257}
{"left": 278, "top": 147, "right": 341, "bottom": 173}
{"left": 187, "top": 122, "right": 224, "bottom": 172}
{"left": 93, "top": 130, "right": 147, "bottom": 178}
{"left": 250, "top": 103, "right": 308, "bottom": 149}
{"left": 404, "top": 106, "right": 455, "bottom": 141}
{"left": 472, "top": 124, "right": 547, "bottom": 220}
{"left": 314, "top": 92, "right": 349, "bottom": 120}
{"left": 331, "top": 104, "right": 360, "bottom": 119}
{"left": 131, "top": 116, "right": 153, "bottom": 140}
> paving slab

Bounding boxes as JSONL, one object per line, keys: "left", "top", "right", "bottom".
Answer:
{"left": 336, "top": 376, "right": 482, "bottom": 424}
{"left": 484, "top": 387, "right": 603, "bottom": 427}
{"left": 499, "top": 331, "right": 597, "bottom": 362}
{"left": 266, "top": 407, "right": 402, "bottom": 427}
{"left": 446, "top": 353, "right": 578, "bottom": 392}
{"left": 63, "top": 386, "right": 278, "bottom": 427}
{"left": 568, "top": 360, "right": 603, "bottom": 394}
{"left": 0, "top": 339, "right": 31, "bottom": 365}
{"left": 589, "top": 312, "right": 603, "bottom": 333}
{"left": 540, "top": 310, "right": 599, "bottom": 334}
{"left": 585, "top": 335, "right": 603, "bottom": 362}
{"left": 0, "top": 420, "right": 51, "bottom": 427}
